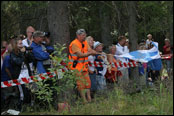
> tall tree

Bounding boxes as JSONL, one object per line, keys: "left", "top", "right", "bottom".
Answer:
{"left": 127, "top": 1, "right": 140, "bottom": 86}
{"left": 99, "top": 2, "right": 112, "bottom": 52}
{"left": 47, "top": 1, "right": 70, "bottom": 49}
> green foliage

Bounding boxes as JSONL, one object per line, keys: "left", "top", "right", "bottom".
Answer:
{"left": 21, "top": 81, "right": 173, "bottom": 115}
{"left": 32, "top": 43, "right": 80, "bottom": 109}
{"left": 1, "top": 1, "right": 48, "bottom": 41}
{"left": 137, "top": 1, "right": 173, "bottom": 39}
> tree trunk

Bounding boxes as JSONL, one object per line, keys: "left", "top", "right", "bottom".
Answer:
{"left": 47, "top": 1, "right": 70, "bottom": 52}
{"left": 127, "top": 1, "right": 140, "bottom": 86}
{"left": 99, "top": 3, "right": 112, "bottom": 53}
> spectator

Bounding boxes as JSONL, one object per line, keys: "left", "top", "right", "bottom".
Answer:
{"left": 146, "top": 34, "right": 154, "bottom": 49}
{"left": 6, "top": 37, "right": 35, "bottom": 111}
{"left": 125, "top": 39, "right": 130, "bottom": 51}
{"left": 1, "top": 43, "right": 13, "bottom": 106}
{"left": 22, "top": 26, "right": 35, "bottom": 47}
{"left": 137, "top": 42, "right": 147, "bottom": 87}
{"left": 93, "top": 41, "right": 107, "bottom": 92}
{"left": 147, "top": 42, "right": 162, "bottom": 83}
{"left": 163, "top": 38, "right": 173, "bottom": 75}
{"left": 18, "top": 34, "right": 26, "bottom": 40}
{"left": 41, "top": 32, "right": 54, "bottom": 71}
{"left": 1, "top": 44, "right": 13, "bottom": 82}
{"left": 68, "top": 29, "right": 97, "bottom": 104}
{"left": 105, "top": 45, "right": 119, "bottom": 84}
{"left": 30, "top": 31, "right": 52, "bottom": 73}
{"left": 86, "top": 36, "right": 97, "bottom": 98}
{"left": 115, "top": 36, "right": 129, "bottom": 86}
{"left": 1, "top": 41, "right": 8, "bottom": 60}
{"left": 22, "top": 26, "right": 35, "bottom": 75}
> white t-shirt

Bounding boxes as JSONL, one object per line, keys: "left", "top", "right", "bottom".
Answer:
{"left": 22, "top": 38, "right": 34, "bottom": 72}
{"left": 22, "top": 38, "right": 30, "bottom": 47}
{"left": 145, "top": 39, "right": 152, "bottom": 49}
{"left": 18, "top": 62, "right": 30, "bottom": 79}
{"left": 115, "top": 43, "right": 129, "bottom": 63}
{"left": 88, "top": 55, "right": 95, "bottom": 72}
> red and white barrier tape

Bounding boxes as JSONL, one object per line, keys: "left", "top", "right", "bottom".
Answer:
{"left": 160, "top": 54, "right": 173, "bottom": 60}
{"left": 88, "top": 61, "right": 138, "bottom": 68}
{"left": 1, "top": 61, "right": 138, "bottom": 88}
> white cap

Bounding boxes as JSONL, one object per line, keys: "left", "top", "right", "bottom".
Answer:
{"left": 93, "top": 41, "right": 103, "bottom": 49}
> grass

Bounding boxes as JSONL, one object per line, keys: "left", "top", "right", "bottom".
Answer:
{"left": 20, "top": 79, "right": 173, "bottom": 115}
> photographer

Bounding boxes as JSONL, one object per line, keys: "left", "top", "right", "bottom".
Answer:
{"left": 30, "top": 31, "right": 53, "bottom": 73}
{"left": 22, "top": 26, "right": 35, "bottom": 75}
{"left": 9, "top": 37, "right": 35, "bottom": 111}
{"left": 41, "top": 32, "right": 54, "bottom": 71}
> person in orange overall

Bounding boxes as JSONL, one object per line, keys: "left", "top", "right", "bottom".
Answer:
{"left": 68, "top": 29, "right": 98, "bottom": 104}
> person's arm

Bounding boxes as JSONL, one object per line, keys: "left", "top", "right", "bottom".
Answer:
{"left": 46, "top": 46, "right": 54, "bottom": 54}
{"left": 32, "top": 47, "right": 50, "bottom": 61}
{"left": 5, "top": 68, "right": 12, "bottom": 80}
{"left": 88, "top": 68, "right": 94, "bottom": 74}
{"left": 72, "top": 44, "right": 97, "bottom": 58}
{"left": 10, "top": 53, "right": 24, "bottom": 66}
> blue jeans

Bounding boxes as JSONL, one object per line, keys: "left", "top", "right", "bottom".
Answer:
{"left": 164, "top": 60, "right": 171, "bottom": 73}
{"left": 89, "top": 73, "right": 97, "bottom": 91}
{"left": 96, "top": 74, "right": 107, "bottom": 91}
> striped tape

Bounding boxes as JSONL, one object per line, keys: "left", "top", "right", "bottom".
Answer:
{"left": 1, "top": 61, "right": 138, "bottom": 88}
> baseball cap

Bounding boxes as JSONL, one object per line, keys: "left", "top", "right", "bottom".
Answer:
{"left": 93, "top": 41, "right": 103, "bottom": 49}
{"left": 32, "top": 31, "right": 45, "bottom": 38}
{"left": 76, "top": 29, "right": 86, "bottom": 35}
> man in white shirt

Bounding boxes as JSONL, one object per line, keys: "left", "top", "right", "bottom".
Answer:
{"left": 115, "top": 36, "right": 129, "bottom": 86}
{"left": 146, "top": 34, "right": 153, "bottom": 49}
{"left": 22, "top": 26, "right": 35, "bottom": 75}
{"left": 22, "top": 26, "right": 35, "bottom": 47}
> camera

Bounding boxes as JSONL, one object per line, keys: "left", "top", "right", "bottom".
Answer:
{"left": 25, "top": 47, "right": 33, "bottom": 51}
{"left": 46, "top": 49, "right": 54, "bottom": 54}
{"left": 73, "top": 60, "right": 78, "bottom": 68}
{"left": 43, "top": 32, "right": 50, "bottom": 38}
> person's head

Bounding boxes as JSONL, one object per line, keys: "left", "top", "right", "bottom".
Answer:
{"left": 141, "top": 39, "right": 146, "bottom": 44}
{"left": 164, "top": 38, "right": 170, "bottom": 46}
{"left": 109, "top": 45, "right": 116, "bottom": 55}
{"left": 1, "top": 41, "right": 8, "bottom": 49}
{"left": 118, "top": 36, "right": 127, "bottom": 46}
{"left": 26, "top": 26, "right": 35, "bottom": 40}
{"left": 76, "top": 29, "right": 86, "bottom": 42}
{"left": 94, "top": 41, "right": 103, "bottom": 52}
{"left": 86, "top": 36, "right": 94, "bottom": 48}
{"left": 11, "top": 38, "right": 23, "bottom": 54}
{"left": 18, "top": 34, "right": 26, "bottom": 40}
{"left": 9, "top": 35, "right": 17, "bottom": 44}
{"left": 32, "top": 31, "right": 45, "bottom": 45}
{"left": 138, "top": 43, "right": 146, "bottom": 50}
{"left": 147, "top": 34, "right": 152, "bottom": 40}
{"left": 125, "top": 39, "right": 129, "bottom": 46}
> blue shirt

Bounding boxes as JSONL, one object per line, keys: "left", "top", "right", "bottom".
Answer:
{"left": 94, "top": 54, "right": 103, "bottom": 75}
{"left": 1, "top": 55, "right": 13, "bottom": 82}
{"left": 31, "top": 42, "right": 53, "bottom": 74}
{"left": 138, "top": 63, "right": 144, "bottom": 75}
{"left": 147, "top": 58, "right": 162, "bottom": 71}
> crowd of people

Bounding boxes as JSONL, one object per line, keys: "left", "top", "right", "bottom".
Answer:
{"left": 1, "top": 27, "right": 173, "bottom": 111}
